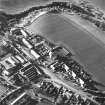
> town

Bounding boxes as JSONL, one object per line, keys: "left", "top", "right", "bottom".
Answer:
{"left": 0, "top": 0, "right": 105, "bottom": 105}
{"left": 0, "top": 27, "right": 104, "bottom": 105}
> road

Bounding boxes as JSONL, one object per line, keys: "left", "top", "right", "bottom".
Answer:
{"left": 39, "top": 66, "right": 99, "bottom": 105}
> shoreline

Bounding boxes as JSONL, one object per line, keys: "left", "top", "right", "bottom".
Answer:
{"left": 26, "top": 13, "right": 105, "bottom": 90}
{"left": 60, "top": 13, "right": 105, "bottom": 87}
{"left": 61, "top": 13, "right": 105, "bottom": 48}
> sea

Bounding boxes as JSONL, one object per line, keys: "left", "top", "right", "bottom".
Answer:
{"left": 27, "top": 14, "right": 105, "bottom": 90}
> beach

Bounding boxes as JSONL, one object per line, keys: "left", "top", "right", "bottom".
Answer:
{"left": 27, "top": 14, "right": 105, "bottom": 89}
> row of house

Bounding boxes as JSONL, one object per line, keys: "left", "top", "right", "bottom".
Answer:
{"left": 9, "top": 28, "right": 93, "bottom": 89}
{"left": 39, "top": 80, "right": 93, "bottom": 105}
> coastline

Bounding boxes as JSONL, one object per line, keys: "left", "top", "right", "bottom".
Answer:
{"left": 26, "top": 13, "right": 105, "bottom": 90}
{"left": 61, "top": 13, "right": 105, "bottom": 48}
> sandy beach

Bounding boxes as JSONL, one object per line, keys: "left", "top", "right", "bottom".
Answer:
{"left": 27, "top": 14, "right": 105, "bottom": 90}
